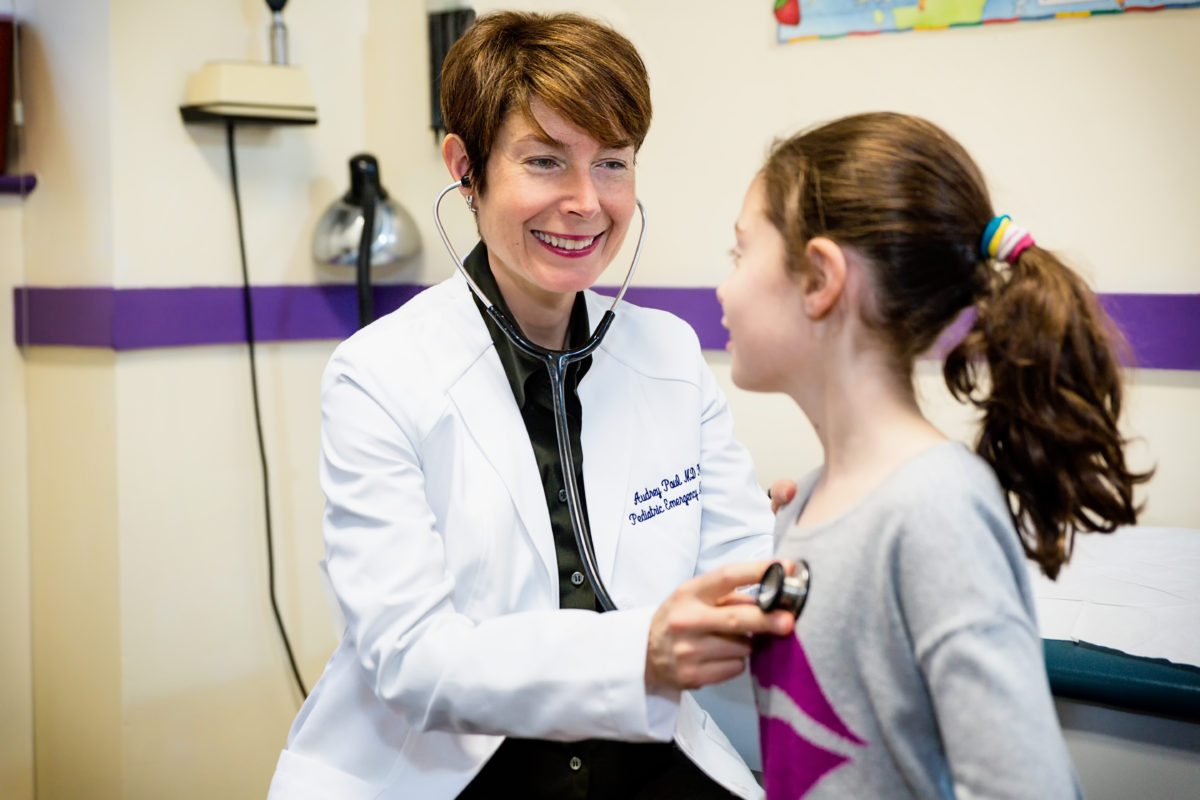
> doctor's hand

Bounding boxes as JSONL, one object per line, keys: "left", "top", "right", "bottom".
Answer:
{"left": 645, "top": 560, "right": 796, "bottom": 692}
{"left": 768, "top": 479, "right": 797, "bottom": 514}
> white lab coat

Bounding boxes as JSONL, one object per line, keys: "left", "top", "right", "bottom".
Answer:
{"left": 267, "top": 272, "right": 773, "bottom": 799}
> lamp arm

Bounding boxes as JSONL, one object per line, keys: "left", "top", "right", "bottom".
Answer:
{"left": 355, "top": 183, "right": 377, "bottom": 329}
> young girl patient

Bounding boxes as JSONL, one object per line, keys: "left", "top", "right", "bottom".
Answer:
{"left": 718, "top": 112, "right": 1149, "bottom": 799}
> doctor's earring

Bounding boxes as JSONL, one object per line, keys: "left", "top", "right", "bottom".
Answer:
{"left": 465, "top": 194, "right": 476, "bottom": 214}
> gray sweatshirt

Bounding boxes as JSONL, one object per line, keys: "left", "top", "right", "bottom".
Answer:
{"left": 753, "top": 442, "right": 1082, "bottom": 799}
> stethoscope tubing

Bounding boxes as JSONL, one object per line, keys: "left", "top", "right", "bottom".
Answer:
{"left": 432, "top": 179, "right": 649, "bottom": 612}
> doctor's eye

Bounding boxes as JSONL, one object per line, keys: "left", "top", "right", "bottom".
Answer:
{"left": 525, "top": 157, "right": 560, "bottom": 170}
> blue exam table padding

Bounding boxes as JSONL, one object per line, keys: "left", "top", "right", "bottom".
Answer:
{"left": 1044, "top": 639, "right": 1200, "bottom": 721}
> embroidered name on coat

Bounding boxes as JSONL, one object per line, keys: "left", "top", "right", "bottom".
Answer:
{"left": 628, "top": 463, "right": 701, "bottom": 526}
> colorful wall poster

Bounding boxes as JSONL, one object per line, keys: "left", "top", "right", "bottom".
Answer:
{"left": 774, "top": 0, "right": 1199, "bottom": 43}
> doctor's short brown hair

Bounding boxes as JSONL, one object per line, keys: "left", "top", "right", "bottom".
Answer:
{"left": 440, "top": 11, "right": 652, "bottom": 196}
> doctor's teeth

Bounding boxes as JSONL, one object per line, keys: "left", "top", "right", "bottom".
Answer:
{"left": 533, "top": 231, "right": 597, "bottom": 250}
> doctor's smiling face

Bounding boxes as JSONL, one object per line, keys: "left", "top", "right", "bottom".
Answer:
{"left": 438, "top": 12, "right": 651, "bottom": 345}
{"left": 473, "top": 99, "right": 636, "bottom": 328}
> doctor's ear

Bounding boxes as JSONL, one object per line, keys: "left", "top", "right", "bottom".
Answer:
{"left": 800, "top": 237, "right": 848, "bottom": 320}
{"left": 440, "top": 134, "right": 474, "bottom": 195}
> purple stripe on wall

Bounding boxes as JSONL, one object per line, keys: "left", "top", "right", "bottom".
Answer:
{"left": 1100, "top": 294, "right": 1198, "bottom": 372}
{"left": 594, "top": 286, "right": 728, "bottom": 350}
{"left": 14, "top": 284, "right": 426, "bottom": 351}
{"left": 0, "top": 174, "right": 38, "bottom": 195}
{"left": 13, "top": 287, "right": 115, "bottom": 348}
{"left": 12, "top": 285, "right": 1200, "bottom": 370}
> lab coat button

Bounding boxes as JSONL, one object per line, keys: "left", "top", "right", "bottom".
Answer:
{"left": 570, "top": 571, "right": 585, "bottom": 586}
{"left": 569, "top": 756, "right": 582, "bottom": 771}
{"left": 558, "top": 488, "right": 568, "bottom": 502}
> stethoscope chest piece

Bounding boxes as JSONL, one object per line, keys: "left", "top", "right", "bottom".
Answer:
{"left": 757, "top": 560, "right": 811, "bottom": 619}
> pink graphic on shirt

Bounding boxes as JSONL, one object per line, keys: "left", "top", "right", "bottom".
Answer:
{"left": 759, "top": 716, "right": 850, "bottom": 800}
{"left": 751, "top": 633, "right": 866, "bottom": 798}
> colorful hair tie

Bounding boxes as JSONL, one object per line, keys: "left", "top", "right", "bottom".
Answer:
{"left": 980, "top": 214, "right": 1035, "bottom": 263}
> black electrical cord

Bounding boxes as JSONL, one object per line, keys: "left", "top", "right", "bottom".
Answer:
{"left": 226, "top": 121, "right": 308, "bottom": 701}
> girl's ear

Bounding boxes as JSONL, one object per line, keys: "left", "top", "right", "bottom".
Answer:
{"left": 801, "top": 237, "right": 848, "bottom": 319}
{"left": 441, "top": 134, "right": 473, "bottom": 195}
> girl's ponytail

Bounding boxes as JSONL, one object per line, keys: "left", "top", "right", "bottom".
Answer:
{"left": 763, "top": 116, "right": 1152, "bottom": 579}
{"left": 944, "top": 244, "right": 1152, "bottom": 578}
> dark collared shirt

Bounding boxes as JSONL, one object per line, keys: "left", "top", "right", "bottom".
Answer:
{"left": 455, "top": 243, "right": 736, "bottom": 800}
{"left": 463, "top": 241, "right": 599, "bottom": 611}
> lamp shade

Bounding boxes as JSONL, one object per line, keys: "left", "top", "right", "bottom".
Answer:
{"left": 313, "top": 154, "right": 420, "bottom": 267}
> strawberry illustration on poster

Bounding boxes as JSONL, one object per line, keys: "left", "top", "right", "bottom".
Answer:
{"left": 776, "top": 0, "right": 1199, "bottom": 43}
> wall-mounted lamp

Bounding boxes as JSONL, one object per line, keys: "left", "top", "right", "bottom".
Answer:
{"left": 313, "top": 154, "right": 421, "bottom": 329}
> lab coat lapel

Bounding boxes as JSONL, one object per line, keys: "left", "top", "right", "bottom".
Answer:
{"left": 446, "top": 303, "right": 558, "bottom": 596}
{"left": 579, "top": 294, "right": 636, "bottom": 594}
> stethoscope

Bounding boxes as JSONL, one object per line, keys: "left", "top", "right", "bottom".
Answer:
{"left": 756, "top": 560, "right": 811, "bottom": 619}
{"left": 432, "top": 176, "right": 811, "bottom": 621}
{"left": 433, "top": 176, "right": 645, "bottom": 611}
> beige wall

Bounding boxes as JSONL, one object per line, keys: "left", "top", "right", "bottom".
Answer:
{"left": 8, "top": 1, "right": 1199, "bottom": 798}
{"left": 27, "top": 347, "right": 123, "bottom": 799}
{"left": 1, "top": 199, "right": 34, "bottom": 800}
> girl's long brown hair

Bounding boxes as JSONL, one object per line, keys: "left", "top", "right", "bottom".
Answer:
{"left": 762, "top": 112, "right": 1151, "bottom": 578}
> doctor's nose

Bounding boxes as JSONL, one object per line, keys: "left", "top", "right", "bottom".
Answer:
{"left": 560, "top": 169, "right": 601, "bottom": 219}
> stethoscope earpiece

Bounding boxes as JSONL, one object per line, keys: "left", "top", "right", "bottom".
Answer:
{"left": 460, "top": 174, "right": 471, "bottom": 188}
{"left": 757, "top": 560, "right": 811, "bottom": 619}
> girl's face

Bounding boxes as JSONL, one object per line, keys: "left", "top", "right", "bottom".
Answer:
{"left": 476, "top": 99, "right": 636, "bottom": 313}
{"left": 717, "top": 175, "right": 809, "bottom": 394}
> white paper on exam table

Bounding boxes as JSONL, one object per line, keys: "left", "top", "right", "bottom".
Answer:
{"left": 1029, "top": 526, "right": 1200, "bottom": 669}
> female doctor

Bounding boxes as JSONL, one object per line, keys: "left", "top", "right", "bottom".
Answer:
{"left": 267, "top": 12, "right": 792, "bottom": 800}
